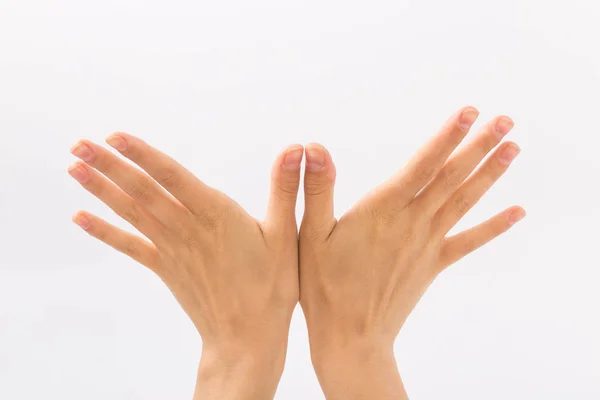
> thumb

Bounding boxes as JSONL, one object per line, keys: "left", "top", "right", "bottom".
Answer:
{"left": 302, "top": 143, "right": 336, "bottom": 235}
{"left": 265, "top": 144, "right": 304, "bottom": 233}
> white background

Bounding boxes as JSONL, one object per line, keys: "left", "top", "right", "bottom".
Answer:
{"left": 0, "top": 1, "right": 599, "bottom": 399}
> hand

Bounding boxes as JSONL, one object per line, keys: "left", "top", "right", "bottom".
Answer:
{"left": 299, "top": 107, "right": 525, "bottom": 399}
{"left": 68, "top": 134, "right": 304, "bottom": 400}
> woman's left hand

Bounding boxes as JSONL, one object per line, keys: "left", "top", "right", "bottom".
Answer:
{"left": 69, "top": 133, "right": 304, "bottom": 400}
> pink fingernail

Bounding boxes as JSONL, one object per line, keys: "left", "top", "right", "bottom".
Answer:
{"left": 305, "top": 146, "right": 325, "bottom": 172}
{"left": 459, "top": 108, "right": 479, "bottom": 132}
{"left": 495, "top": 117, "right": 514, "bottom": 138}
{"left": 70, "top": 142, "right": 94, "bottom": 162}
{"left": 498, "top": 144, "right": 520, "bottom": 165}
{"left": 282, "top": 146, "right": 304, "bottom": 171}
{"left": 68, "top": 163, "right": 90, "bottom": 183}
{"left": 509, "top": 208, "right": 526, "bottom": 225}
{"left": 73, "top": 213, "right": 91, "bottom": 230}
{"left": 106, "top": 134, "right": 128, "bottom": 152}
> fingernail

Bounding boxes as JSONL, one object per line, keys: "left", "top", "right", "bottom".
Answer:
{"left": 106, "top": 134, "right": 128, "bottom": 151}
{"left": 70, "top": 142, "right": 94, "bottom": 162}
{"left": 68, "top": 163, "right": 90, "bottom": 183}
{"left": 509, "top": 208, "right": 526, "bottom": 225}
{"left": 305, "top": 146, "right": 325, "bottom": 172}
{"left": 498, "top": 144, "right": 520, "bottom": 165}
{"left": 495, "top": 117, "right": 514, "bottom": 138}
{"left": 459, "top": 108, "right": 479, "bottom": 132}
{"left": 73, "top": 213, "right": 91, "bottom": 230}
{"left": 282, "top": 146, "right": 304, "bottom": 171}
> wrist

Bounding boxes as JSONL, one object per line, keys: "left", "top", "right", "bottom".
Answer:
{"left": 310, "top": 336, "right": 407, "bottom": 400}
{"left": 311, "top": 337, "right": 396, "bottom": 380}
{"left": 194, "top": 344, "right": 286, "bottom": 400}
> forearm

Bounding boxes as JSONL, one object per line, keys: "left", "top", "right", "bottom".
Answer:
{"left": 311, "top": 340, "right": 408, "bottom": 400}
{"left": 194, "top": 346, "right": 286, "bottom": 400}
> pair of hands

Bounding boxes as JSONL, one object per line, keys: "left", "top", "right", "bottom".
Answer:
{"left": 68, "top": 107, "right": 524, "bottom": 400}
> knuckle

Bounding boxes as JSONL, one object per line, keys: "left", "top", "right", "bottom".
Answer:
{"left": 367, "top": 203, "right": 396, "bottom": 226}
{"left": 97, "top": 154, "right": 117, "bottom": 174}
{"left": 124, "top": 241, "right": 140, "bottom": 258}
{"left": 482, "top": 162, "right": 504, "bottom": 185}
{"left": 119, "top": 138, "right": 138, "bottom": 157}
{"left": 198, "top": 205, "right": 230, "bottom": 231}
{"left": 413, "top": 160, "right": 435, "bottom": 183}
{"left": 304, "top": 179, "right": 330, "bottom": 196}
{"left": 156, "top": 167, "right": 181, "bottom": 190}
{"left": 359, "top": 202, "right": 398, "bottom": 239}
{"left": 130, "top": 178, "right": 153, "bottom": 204}
{"left": 441, "top": 163, "right": 462, "bottom": 190}
{"left": 485, "top": 169, "right": 500, "bottom": 187}
{"left": 480, "top": 130, "right": 500, "bottom": 153}
{"left": 452, "top": 193, "right": 471, "bottom": 217}
{"left": 88, "top": 179, "right": 103, "bottom": 196}
{"left": 449, "top": 122, "right": 468, "bottom": 142}
{"left": 275, "top": 179, "right": 300, "bottom": 201}
{"left": 122, "top": 204, "right": 142, "bottom": 225}
{"left": 304, "top": 165, "right": 336, "bottom": 196}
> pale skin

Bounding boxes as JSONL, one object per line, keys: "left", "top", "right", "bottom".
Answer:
{"left": 69, "top": 135, "right": 304, "bottom": 399}
{"left": 299, "top": 106, "right": 523, "bottom": 399}
{"left": 69, "top": 106, "right": 524, "bottom": 399}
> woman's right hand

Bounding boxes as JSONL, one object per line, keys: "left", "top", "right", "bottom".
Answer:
{"left": 299, "top": 107, "right": 524, "bottom": 399}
